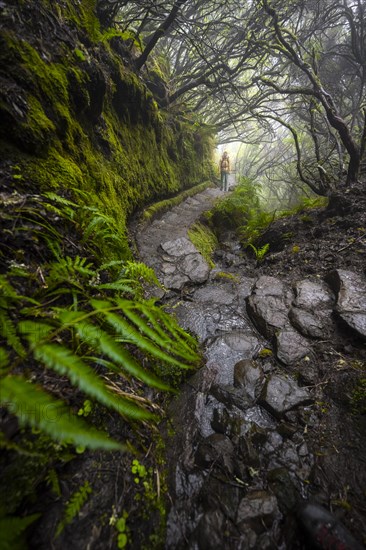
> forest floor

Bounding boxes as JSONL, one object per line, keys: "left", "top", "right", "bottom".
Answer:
{"left": 17, "top": 179, "right": 366, "bottom": 549}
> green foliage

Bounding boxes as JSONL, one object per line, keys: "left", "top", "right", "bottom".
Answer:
{"left": 141, "top": 181, "right": 212, "bottom": 224}
{"left": 209, "top": 178, "right": 274, "bottom": 245}
{"left": 0, "top": 193, "right": 200, "bottom": 453}
{"left": 188, "top": 222, "right": 218, "bottom": 268}
{"left": 0, "top": 514, "right": 41, "bottom": 550}
{"left": 248, "top": 243, "right": 270, "bottom": 261}
{"left": 74, "top": 48, "right": 86, "bottom": 61}
{"left": 115, "top": 510, "right": 130, "bottom": 549}
{"left": 55, "top": 481, "right": 92, "bottom": 537}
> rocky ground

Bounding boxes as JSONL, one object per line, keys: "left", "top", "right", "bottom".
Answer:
{"left": 134, "top": 181, "right": 366, "bottom": 549}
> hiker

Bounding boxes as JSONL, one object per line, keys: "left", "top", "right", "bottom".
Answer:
{"left": 219, "top": 151, "right": 230, "bottom": 191}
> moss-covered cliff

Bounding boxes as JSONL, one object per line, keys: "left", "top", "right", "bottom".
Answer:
{"left": 0, "top": 0, "right": 214, "bottom": 257}
{"left": 0, "top": 1, "right": 214, "bottom": 548}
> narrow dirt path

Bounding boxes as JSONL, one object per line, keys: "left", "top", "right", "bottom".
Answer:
{"left": 135, "top": 187, "right": 223, "bottom": 275}
{"left": 133, "top": 186, "right": 366, "bottom": 550}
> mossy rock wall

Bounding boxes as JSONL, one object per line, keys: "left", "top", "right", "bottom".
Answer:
{"left": 0, "top": 0, "right": 214, "bottom": 257}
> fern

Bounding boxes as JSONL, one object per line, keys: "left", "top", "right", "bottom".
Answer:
{"left": 1, "top": 192, "right": 200, "bottom": 454}
{"left": 33, "top": 343, "right": 153, "bottom": 420}
{"left": 59, "top": 310, "right": 172, "bottom": 391}
{"left": 248, "top": 242, "right": 270, "bottom": 261}
{"left": 91, "top": 299, "right": 196, "bottom": 369}
{"left": 0, "top": 376, "right": 123, "bottom": 450}
{"left": 0, "top": 307, "right": 26, "bottom": 358}
{"left": 55, "top": 481, "right": 92, "bottom": 537}
{"left": 0, "top": 514, "right": 41, "bottom": 550}
{"left": 122, "top": 261, "right": 161, "bottom": 288}
{"left": 46, "top": 468, "right": 62, "bottom": 497}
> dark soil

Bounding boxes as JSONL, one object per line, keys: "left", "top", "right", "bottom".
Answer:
{"left": 224, "top": 181, "right": 366, "bottom": 546}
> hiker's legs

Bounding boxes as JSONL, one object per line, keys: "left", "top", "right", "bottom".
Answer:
{"left": 220, "top": 171, "right": 225, "bottom": 191}
{"left": 224, "top": 171, "right": 228, "bottom": 191}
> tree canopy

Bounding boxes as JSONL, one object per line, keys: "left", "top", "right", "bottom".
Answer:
{"left": 97, "top": 0, "right": 366, "bottom": 191}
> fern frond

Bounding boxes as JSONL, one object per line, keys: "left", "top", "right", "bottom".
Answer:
{"left": 96, "top": 280, "right": 135, "bottom": 293}
{"left": 0, "top": 376, "right": 123, "bottom": 450}
{"left": 123, "top": 261, "right": 161, "bottom": 287}
{"left": 56, "top": 481, "right": 92, "bottom": 537}
{"left": 118, "top": 301, "right": 198, "bottom": 363}
{"left": 18, "top": 320, "right": 54, "bottom": 345}
{"left": 0, "top": 514, "right": 41, "bottom": 549}
{"left": 141, "top": 304, "right": 199, "bottom": 354}
{"left": 59, "top": 311, "right": 171, "bottom": 391}
{"left": 91, "top": 300, "right": 194, "bottom": 369}
{"left": 33, "top": 343, "right": 153, "bottom": 420}
{"left": 0, "top": 275, "right": 19, "bottom": 299}
{"left": 46, "top": 468, "right": 62, "bottom": 497}
{"left": 42, "top": 192, "right": 78, "bottom": 209}
{"left": 0, "top": 347, "right": 9, "bottom": 373}
{"left": 0, "top": 308, "right": 25, "bottom": 357}
{"left": 98, "top": 260, "right": 126, "bottom": 271}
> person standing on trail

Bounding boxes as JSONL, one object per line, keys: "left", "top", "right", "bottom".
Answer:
{"left": 219, "top": 151, "right": 230, "bottom": 192}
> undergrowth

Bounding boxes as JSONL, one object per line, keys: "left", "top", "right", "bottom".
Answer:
{"left": 0, "top": 189, "right": 200, "bottom": 543}
{"left": 208, "top": 178, "right": 328, "bottom": 249}
{"left": 0, "top": 191, "right": 200, "bottom": 447}
{"left": 188, "top": 222, "right": 218, "bottom": 268}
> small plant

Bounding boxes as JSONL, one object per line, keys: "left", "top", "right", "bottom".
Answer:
{"left": 131, "top": 459, "right": 148, "bottom": 484}
{"left": 74, "top": 48, "right": 86, "bottom": 61}
{"left": 115, "top": 511, "right": 130, "bottom": 549}
{"left": 188, "top": 222, "right": 218, "bottom": 267}
{"left": 55, "top": 481, "right": 92, "bottom": 537}
{"left": 258, "top": 348, "right": 272, "bottom": 358}
{"left": 248, "top": 243, "right": 270, "bottom": 262}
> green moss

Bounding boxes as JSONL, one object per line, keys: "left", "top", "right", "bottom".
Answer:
{"left": 188, "top": 222, "right": 218, "bottom": 268}
{"left": 141, "top": 182, "right": 212, "bottom": 223}
{"left": 74, "top": 48, "right": 86, "bottom": 61}
{"left": 23, "top": 149, "right": 84, "bottom": 190}
{"left": 21, "top": 95, "right": 56, "bottom": 153}
{"left": 212, "top": 271, "right": 240, "bottom": 282}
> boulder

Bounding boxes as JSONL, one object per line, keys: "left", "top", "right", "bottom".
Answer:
{"left": 326, "top": 269, "right": 366, "bottom": 340}
{"left": 288, "top": 307, "right": 329, "bottom": 339}
{"left": 246, "top": 276, "right": 291, "bottom": 338}
{"left": 259, "top": 374, "right": 313, "bottom": 418}
{"left": 237, "top": 490, "right": 280, "bottom": 533}
{"left": 234, "top": 359, "right": 264, "bottom": 399}
{"left": 294, "top": 280, "right": 335, "bottom": 309}
{"left": 275, "top": 328, "right": 312, "bottom": 365}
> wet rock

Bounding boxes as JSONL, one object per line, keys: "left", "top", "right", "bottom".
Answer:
{"left": 289, "top": 306, "right": 330, "bottom": 339}
{"left": 234, "top": 359, "right": 264, "bottom": 399}
{"left": 211, "top": 406, "right": 232, "bottom": 435}
{"left": 198, "top": 477, "right": 242, "bottom": 521}
{"left": 267, "top": 468, "right": 300, "bottom": 513}
{"left": 247, "top": 276, "right": 291, "bottom": 338}
{"left": 326, "top": 269, "right": 366, "bottom": 340}
{"left": 237, "top": 490, "right": 280, "bottom": 533}
{"left": 180, "top": 253, "right": 210, "bottom": 283}
{"left": 163, "top": 271, "right": 190, "bottom": 290}
{"left": 237, "top": 435, "right": 261, "bottom": 468}
{"left": 160, "top": 236, "right": 197, "bottom": 256}
{"left": 195, "top": 434, "right": 235, "bottom": 474}
{"left": 294, "top": 279, "right": 335, "bottom": 309}
{"left": 210, "top": 384, "right": 253, "bottom": 411}
{"left": 159, "top": 236, "right": 210, "bottom": 289}
{"left": 194, "top": 509, "right": 226, "bottom": 550}
{"left": 259, "top": 374, "right": 313, "bottom": 418}
{"left": 193, "top": 283, "right": 235, "bottom": 304}
{"left": 205, "top": 331, "right": 261, "bottom": 385}
{"left": 275, "top": 328, "right": 312, "bottom": 365}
